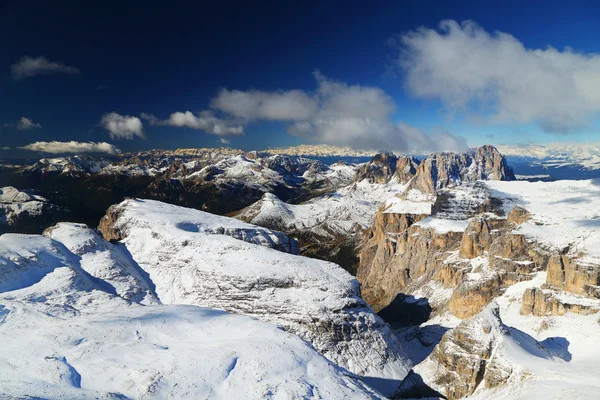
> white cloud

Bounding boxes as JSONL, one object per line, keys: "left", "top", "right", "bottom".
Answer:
{"left": 211, "top": 72, "right": 466, "bottom": 152}
{"left": 398, "top": 20, "right": 600, "bottom": 133}
{"left": 1, "top": 147, "right": 10, "bottom": 150}
{"left": 219, "top": 138, "right": 231, "bottom": 145}
{"left": 11, "top": 56, "right": 80, "bottom": 80}
{"left": 19, "top": 141, "right": 120, "bottom": 155}
{"left": 100, "top": 112, "right": 144, "bottom": 140}
{"left": 17, "top": 117, "right": 41, "bottom": 130}
{"left": 212, "top": 89, "right": 317, "bottom": 121}
{"left": 142, "top": 111, "right": 243, "bottom": 136}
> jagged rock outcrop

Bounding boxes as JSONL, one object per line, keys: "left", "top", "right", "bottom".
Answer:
{"left": 358, "top": 214, "right": 461, "bottom": 311}
{"left": 507, "top": 205, "right": 530, "bottom": 225}
{"left": 546, "top": 255, "right": 600, "bottom": 298}
{"left": 98, "top": 199, "right": 411, "bottom": 386}
{"left": 458, "top": 214, "right": 506, "bottom": 259}
{"left": 405, "top": 145, "right": 515, "bottom": 195}
{"left": 520, "top": 287, "right": 599, "bottom": 316}
{"left": 353, "top": 153, "right": 420, "bottom": 184}
{"left": 393, "top": 156, "right": 421, "bottom": 183}
{"left": 359, "top": 188, "right": 527, "bottom": 318}
{"left": 395, "top": 304, "right": 547, "bottom": 399}
{"left": 354, "top": 153, "right": 397, "bottom": 184}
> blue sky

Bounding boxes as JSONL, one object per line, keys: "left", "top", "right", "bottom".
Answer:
{"left": 2, "top": 0, "right": 600, "bottom": 157}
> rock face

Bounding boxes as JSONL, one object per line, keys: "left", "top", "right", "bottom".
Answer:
{"left": 545, "top": 255, "right": 600, "bottom": 298}
{"left": 507, "top": 205, "right": 530, "bottom": 225}
{"left": 358, "top": 191, "right": 533, "bottom": 318}
{"left": 354, "top": 153, "right": 419, "bottom": 184}
{"left": 0, "top": 230, "right": 384, "bottom": 399}
{"left": 98, "top": 198, "right": 411, "bottom": 385}
{"left": 405, "top": 145, "right": 515, "bottom": 195}
{"left": 396, "top": 304, "right": 549, "bottom": 400}
{"left": 520, "top": 287, "right": 599, "bottom": 316}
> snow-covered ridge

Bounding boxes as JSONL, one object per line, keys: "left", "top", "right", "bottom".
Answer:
{"left": 99, "top": 199, "right": 410, "bottom": 392}
{"left": 0, "top": 231, "right": 383, "bottom": 399}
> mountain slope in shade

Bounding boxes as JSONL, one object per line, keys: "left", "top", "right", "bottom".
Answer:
{"left": 0, "top": 186, "right": 67, "bottom": 234}
{"left": 98, "top": 198, "right": 411, "bottom": 393}
{"left": 0, "top": 234, "right": 384, "bottom": 399}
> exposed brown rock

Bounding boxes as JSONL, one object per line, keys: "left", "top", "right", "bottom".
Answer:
{"left": 448, "top": 275, "right": 504, "bottom": 319}
{"left": 393, "top": 156, "right": 420, "bottom": 183}
{"left": 459, "top": 215, "right": 506, "bottom": 259}
{"left": 546, "top": 255, "right": 600, "bottom": 298}
{"left": 520, "top": 287, "right": 599, "bottom": 316}
{"left": 358, "top": 210, "right": 462, "bottom": 311}
{"left": 98, "top": 203, "right": 125, "bottom": 241}
{"left": 507, "top": 205, "right": 530, "bottom": 225}
{"left": 396, "top": 304, "right": 522, "bottom": 399}
{"left": 405, "top": 145, "right": 515, "bottom": 195}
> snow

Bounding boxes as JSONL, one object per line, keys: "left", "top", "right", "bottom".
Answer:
{"left": 383, "top": 190, "right": 434, "bottom": 215}
{"left": 413, "top": 217, "right": 469, "bottom": 233}
{"left": 103, "top": 199, "right": 410, "bottom": 391}
{"left": 44, "top": 223, "right": 159, "bottom": 304}
{"left": 0, "top": 187, "right": 48, "bottom": 225}
{"left": 460, "top": 271, "right": 600, "bottom": 399}
{"left": 0, "top": 233, "right": 384, "bottom": 399}
{"left": 239, "top": 179, "right": 409, "bottom": 238}
{"left": 498, "top": 142, "right": 600, "bottom": 170}
{"left": 485, "top": 179, "right": 600, "bottom": 264}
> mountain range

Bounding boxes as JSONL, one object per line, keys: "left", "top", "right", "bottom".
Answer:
{"left": 1, "top": 145, "right": 600, "bottom": 399}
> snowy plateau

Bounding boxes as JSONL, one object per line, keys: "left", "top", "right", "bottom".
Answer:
{"left": 1, "top": 146, "right": 600, "bottom": 399}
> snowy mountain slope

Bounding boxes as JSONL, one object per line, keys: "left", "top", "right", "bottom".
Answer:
{"left": 237, "top": 180, "right": 409, "bottom": 239}
{"left": 0, "top": 233, "right": 384, "bottom": 399}
{"left": 396, "top": 300, "right": 600, "bottom": 400}
{"left": 43, "top": 222, "right": 159, "bottom": 304}
{"left": 485, "top": 179, "right": 600, "bottom": 265}
{"left": 98, "top": 199, "right": 411, "bottom": 390}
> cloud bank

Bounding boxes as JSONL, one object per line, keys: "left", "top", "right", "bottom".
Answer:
{"left": 209, "top": 71, "right": 467, "bottom": 152}
{"left": 19, "top": 141, "right": 120, "bottom": 155}
{"left": 17, "top": 117, "right": 41, "bottom": 130}
{"left": 101, "top": 113, "right": 144, "bottom": 140}
{"left": 398, "top": 19, "right": 600, "bottom": 133}
{"left": 142, "top": 111, "right": 243, "bottom": 135}
{"left": 211, "top": 89, "right": 318, "bottom": 121}
{"left": 11, "top": 56, "right": 80, "bottom": 80}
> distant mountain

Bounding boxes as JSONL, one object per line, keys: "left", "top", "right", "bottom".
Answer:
{"left": 262, "top": 144, "right": 376, "bottom": 157}
{"left": 497, "top": 142, "right": 600, "bottom": 179}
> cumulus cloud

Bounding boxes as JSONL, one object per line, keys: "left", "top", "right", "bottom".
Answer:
{"left": 219, "top": 138, "right": 231, "bottom": 145}
{"left": 212, "top": 89, "right": 318, "bottom": 121}
{"left": 141, "top": 111, "right": 243, "bottom": 136}
{"left": 11, "top": 56, "right": 80, "bottom": 80}
{"left": 100, "top": 112, "right": 144, "bottom": 140}
{"left": 17, "top": 117, "right": 41, "bottom": 130}
{"left": 210, "top": 71, "right": 466, "bottom": 152}
{"left": 19, "top": 141, "right": 120, "bottom": 155}
{"left": 398, "top": 19, "right": 600, "bottom": 133}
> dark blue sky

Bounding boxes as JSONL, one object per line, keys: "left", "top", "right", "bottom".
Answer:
{"left": 2, "top": 0, "right": 600, "bottom": 156}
